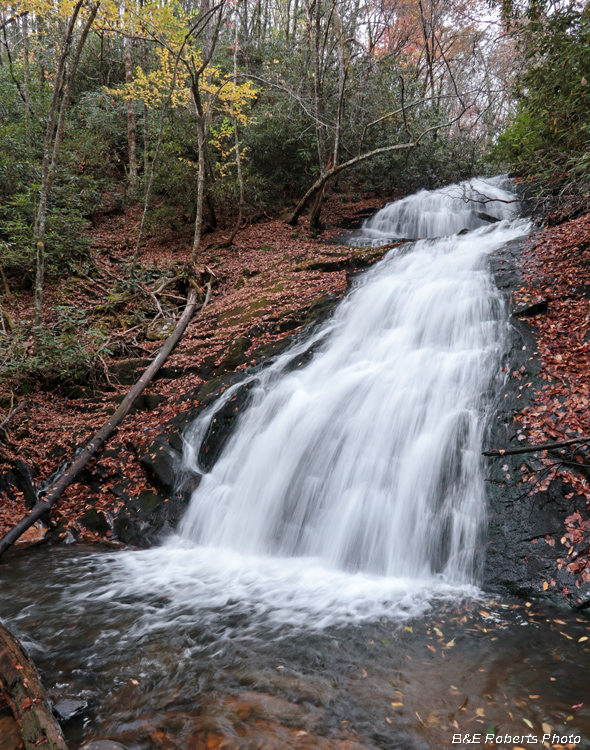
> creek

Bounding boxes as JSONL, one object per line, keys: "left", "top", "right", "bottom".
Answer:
{"left": 1, "top": 178, "right": 589, "bottom": 750}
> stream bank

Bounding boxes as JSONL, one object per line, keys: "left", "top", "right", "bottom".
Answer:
{"left": 484, "top": 215, "right": 590, "bottom": 609}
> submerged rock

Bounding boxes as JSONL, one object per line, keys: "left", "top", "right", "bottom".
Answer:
{"left": 53, "top": 698, "right": 87, "bottom": 722}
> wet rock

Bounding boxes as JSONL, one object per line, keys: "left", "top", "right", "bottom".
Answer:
{"left": 53, "top": 698, "right": 87, "bottom": 722}
{"left": 476, "top": 211, "right": 500, "bottom": 223}
{"left": 80, "top": 509, "right": 110, "bottom": 536}
{"left": 198, "top": 379, "right": 259, "bottom": 472}
{"left": 513, "top": 299, "right": 548, "bottom": 317}
{"left": 139, "top": 437, "right": 182, "bottom": 494}
{"left": 5, "top": 459, "right": 37, "bottom": 509}
{"left": 80, "top": 742, "right": 129, "bottom": 750}
{"left": 484, "top": 238, "right": 590, "bottom": 606}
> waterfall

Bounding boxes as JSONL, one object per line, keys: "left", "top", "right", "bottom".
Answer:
{"left": 96, "top": 179, "right": 531, "bottom": 630}
{"left": 350, "top": 176, "right": 520, "bottom": 244}
{"left": 177, "top": 179, "right": 528, "bottom": 578}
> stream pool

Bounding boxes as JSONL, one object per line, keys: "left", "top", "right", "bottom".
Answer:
{"left": 1, "top": 545, "right": 589, "bottom": 750}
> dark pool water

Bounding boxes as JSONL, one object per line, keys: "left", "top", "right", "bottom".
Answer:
{"left": 2, "top": 545, "right": 590, "bottom": 749}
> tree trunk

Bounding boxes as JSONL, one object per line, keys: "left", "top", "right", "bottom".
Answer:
{"left": 0, "top": 288, "right": 203, "bottom": 560}
{"left": 222, "top": 18, "right": 244, "bottom": 246}
{"left": 124, "top": 35, "right": 138, "bottom": 190}
{"left": 139, "top": 36, "right": 149, "bottom": 176}
{"left": 34, "top": 1, "right": 98, "bottom": 338}
{"left": 191, "top": 120, "right": 207, "bottom": 263}
{"left": 22, "top": 12, "right": 30, "bottom": 145}
{"left": 0, "top": 623, "right": 68, "bottom": 750}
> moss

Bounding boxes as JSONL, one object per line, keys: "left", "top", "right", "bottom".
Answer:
{"left": 80, "top": 508, "right": 109, "bottom": 535}
{"left": 217, "top": 297, "right": 271, "bottom": 326}
{"left": 139, "top": 490, "right": 163, "bottom": 511}
{"left": 217, "top": 336, "right": 252, "bottom": 371}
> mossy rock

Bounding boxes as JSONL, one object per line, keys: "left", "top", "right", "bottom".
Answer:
{"left": 146, "top": 319, "right": 176, "bottom": 341}
{"left": 216, "top": 336, "right": 252, "bottom": 372}
{"left": 109, "top": 358, "right": 151, "bottom": 386}
{"left": 81, "top": 509, "right": 110, "bottom": 535}
{"left": 217, "top": 298, "right": 271, "bottom": 326}
{"left": 138, "top": 490, "right": 164, "bottom": 511}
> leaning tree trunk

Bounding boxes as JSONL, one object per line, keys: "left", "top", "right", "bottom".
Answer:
{"left": 0, "top": 288, "right": 204, "bottom": 560}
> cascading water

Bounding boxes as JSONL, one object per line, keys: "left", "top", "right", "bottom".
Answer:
{"left": 80, "top": 178, "right": 531, "bottom": 630}
{"left": 177, "top": 178, "right": 523, "bottom": 584}
{"left": 349, "top": 176, "right": 519, "bottom": 244}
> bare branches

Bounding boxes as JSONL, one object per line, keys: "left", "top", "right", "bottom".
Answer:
{"left": 483, "top": 437, "right": 590, "bottom": 457}
{"left": 288, "top": 103, "right": 469, "bottom": 226}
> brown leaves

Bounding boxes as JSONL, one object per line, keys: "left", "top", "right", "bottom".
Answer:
{"left": 512, "top": 215, "right": 590, "bottom": 587}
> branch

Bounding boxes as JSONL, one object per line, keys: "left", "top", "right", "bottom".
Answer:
{"left": 483, "top": 437, "right": 590, "bottom": 457}
{"left": 0, "top": 11, "right": 29, "bottom": 33}
{"left": 288, "top": 106, "right": 468, "bottom": 225}
{"left": 358, "top": 88, "right": 481, "bottom": 150}
{"left": 0, "top": 401, "right": 25, "bottom": 433}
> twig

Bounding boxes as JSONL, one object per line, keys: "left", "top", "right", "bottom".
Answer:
{"left": 483, "top": 436, "right": 590, "bottom": 457}
{"left": 0, "top": 401, "right": 25, "bottom": 433}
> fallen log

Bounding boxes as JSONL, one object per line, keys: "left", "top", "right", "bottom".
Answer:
{"left": 0, "top": 621, "right": 68, "bottom": 750}
{"left": 0, "top": 287, "right": 205, "bottom": 560}
{"left": 483, "top": 435, "right": 590, "bottom": 457}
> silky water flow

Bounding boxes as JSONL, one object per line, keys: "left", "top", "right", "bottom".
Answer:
{"left": 80, "top": 177, "right": 532, "bottom": 631}
{"left": 7, "top": 178, "right": 531, "bottom": 636}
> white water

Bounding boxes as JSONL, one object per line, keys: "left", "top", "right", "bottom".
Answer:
{"left": 352, "top": 176, "right": 520, "bottom": 244}
{"left": 90, "top": 179, "right": 531, "bottom": 632}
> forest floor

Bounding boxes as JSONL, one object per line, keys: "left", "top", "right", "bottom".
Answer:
{"left": 0, "top": 186, "right": 392, "bottom": 544}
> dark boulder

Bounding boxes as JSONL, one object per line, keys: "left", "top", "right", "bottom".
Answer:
{"left": 513, "top": 299, "right": 548, "bottom": 317}
{"left": 198, "top": 379, "right": 259, "bottom": 472}
{"left": 139, "top": 437, "right": 182, "bottom": 495}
